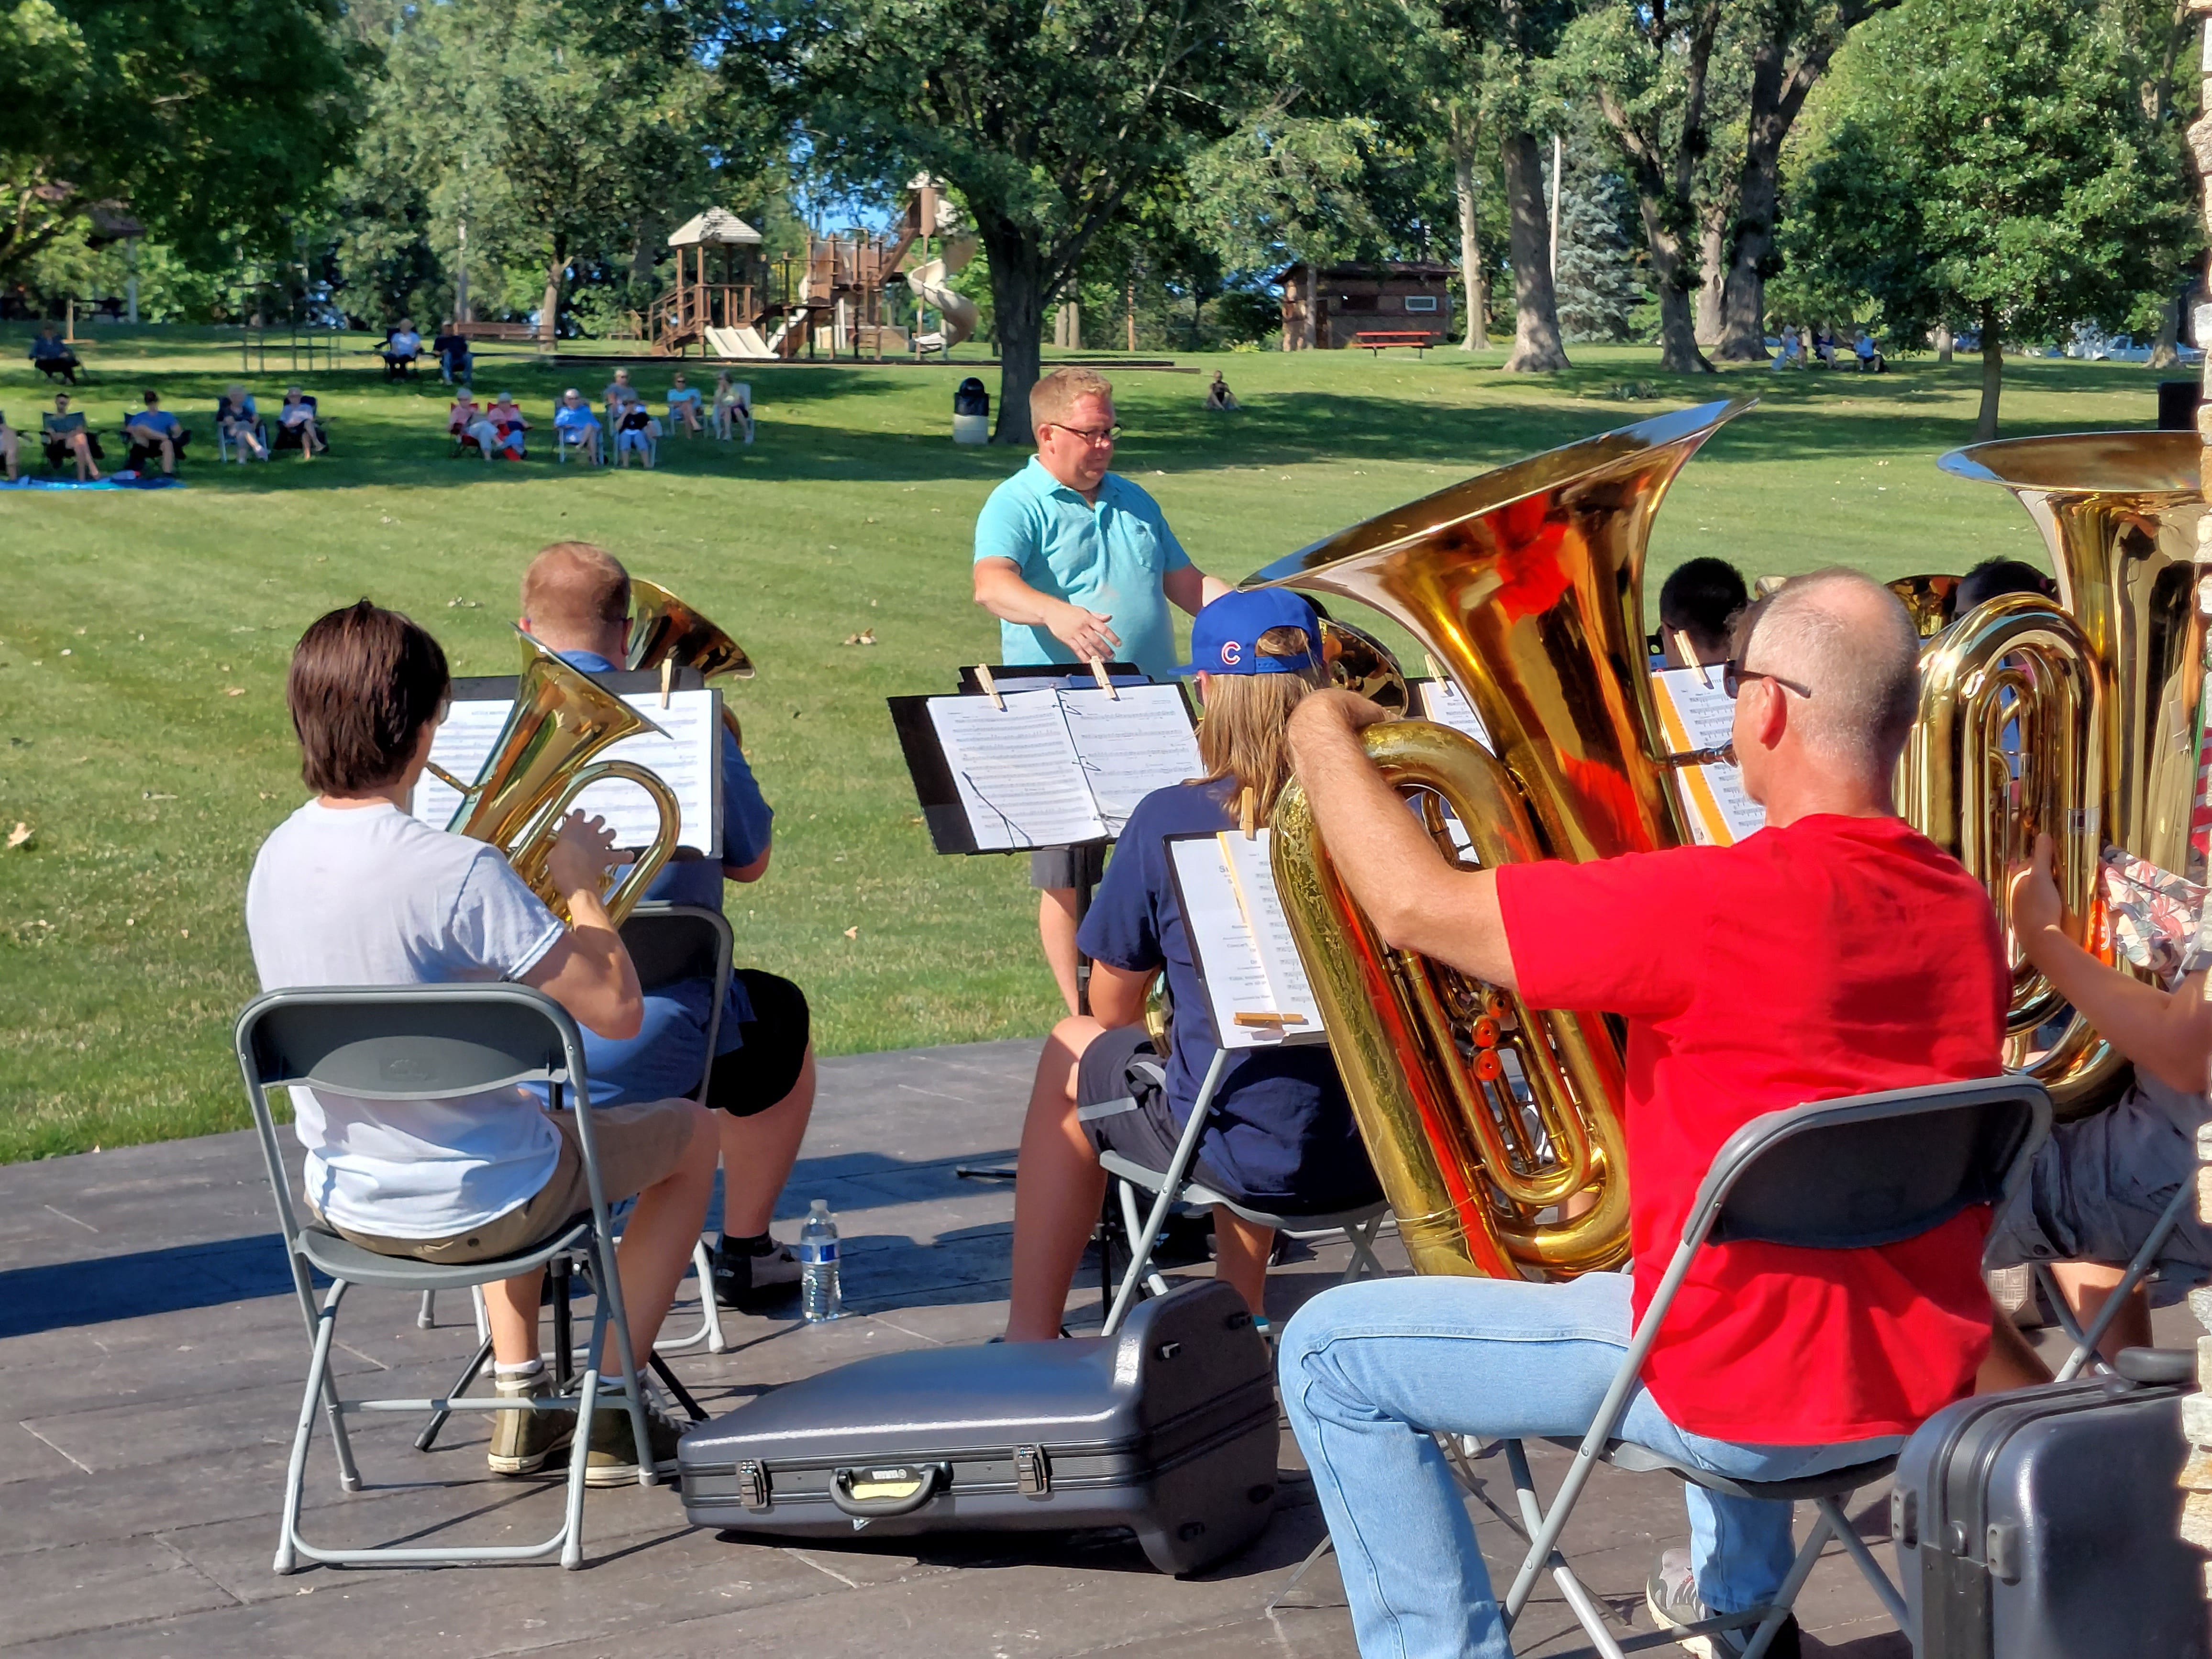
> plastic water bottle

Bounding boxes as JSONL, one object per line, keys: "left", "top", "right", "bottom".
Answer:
{"left": 797, "top": 1199, "right": 842, "bottom": 1322}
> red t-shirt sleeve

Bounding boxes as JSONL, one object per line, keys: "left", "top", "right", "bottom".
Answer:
{"left": 1495, "top": 848, "right": 1720, "bottom": 1017}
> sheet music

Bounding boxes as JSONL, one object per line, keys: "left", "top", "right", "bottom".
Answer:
{"left": 411, "top": 689, "right": 722, "bottom": 853}
{"left": 1061, "top": 683, "right": 1204, "bottom": 835}
{"left": 1650, "top": 667, "right": 1765, "bottom": 846}
{"left": 926, "top": 690, "right": 1106, "bottom": 850}
{"left": 1413, "top": 678, "right": 1493, "bottom": 750}
{"left": 1169, "top": 838, "right": 1315, "bottom": 1050}
{"left": 1217, "top": 829, "right": 1325, "bottom": 1031}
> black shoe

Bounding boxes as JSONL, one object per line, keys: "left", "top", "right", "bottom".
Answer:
{"left": 711, "top": 1236, "right": 802, "bottom": 1311}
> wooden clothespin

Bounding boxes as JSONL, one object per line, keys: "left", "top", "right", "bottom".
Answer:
{"left": 975, "top": 663, "right": 1004, "bottom": 710}
{"left": 1673, "top": 630, "right": 1714, "bottom": 690}
{"left": 1234, "top": 1011, "right": 1308, "bottom": 1029}
{"left": 660, "top": 656, "right": 674, "bottom": 708}
{"left": 1422, "top": 652, "right": 1447, "bottom": 683}
{"left": 1239, "top": 784, "right": 1258, "bottom": 840}
{"left": 1089, "top": 657, "right": 1118, "bottom": 700}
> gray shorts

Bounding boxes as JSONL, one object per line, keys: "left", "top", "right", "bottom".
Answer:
{"left": 1031, "top": 841, "right": 1108, "bottom": 891}
{"left": 1983, "top": 1074, "right": 2212, "bottom": 1306}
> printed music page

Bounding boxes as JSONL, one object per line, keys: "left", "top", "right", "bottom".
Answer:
{"left": 1649, "top": 667, "right": 1766, "bottom": 846}
{"left": 926, "top": 690, "right": 1106, "bottom": 850}
{"left": 1060, "top": 682, "right": 1204, "bottom": 835}
{"left": 1413, "top": 678, "right": 1493, "bottom": 750}
{"left": 1166, "top": 837, "right": 1304, "bottom": 1051}
{"left": 1216, "top": 829, "right": 1326, "bottom": 1036}
{"left": 411, "top": 690, "right": 722, "bottom": 853}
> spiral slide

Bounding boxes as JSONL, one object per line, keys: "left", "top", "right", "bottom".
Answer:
{"left": 907, "top": 236, "right": 979, "bottom": 352}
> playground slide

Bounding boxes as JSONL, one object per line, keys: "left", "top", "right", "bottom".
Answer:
{"left": 907, "top": 237, "right": 979, "bottom": 351}
{"left": 706, "top": 324, "right": 774, "bottom": 360}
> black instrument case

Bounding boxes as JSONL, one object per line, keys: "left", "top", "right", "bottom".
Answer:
{"left": 1892, "top": 1352, "right": 2207, "bottom": 1659}
{"left": 678, "top": 1282, "right": 1280, "bottom": 1574}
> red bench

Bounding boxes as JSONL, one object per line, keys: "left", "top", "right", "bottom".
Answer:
{"left": 1352, "top": 330, "right": 1440, "bottom": 356}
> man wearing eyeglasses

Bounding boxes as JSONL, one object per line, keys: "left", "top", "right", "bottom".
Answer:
{"left": 972, "top": 365, "right": 1230, "bottom": 1015}
{"left": 1276, "top": 568, "right": 2010, "bottom": 1659}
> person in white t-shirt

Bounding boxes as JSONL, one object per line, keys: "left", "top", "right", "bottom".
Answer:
{"left": 245, "top": 600, "right": 716, "bottom": 1486}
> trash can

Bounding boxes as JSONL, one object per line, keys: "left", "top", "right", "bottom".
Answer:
{"left": 953, "top": 376, "right": 989, "bottom": 445}
{"left": 2157, "top": 378, "right": 2201, "bottom": 431}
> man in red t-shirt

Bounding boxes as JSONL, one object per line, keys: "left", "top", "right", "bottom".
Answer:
{"left": 1277, "top": 570, "right": 2007, "bottom": 1659}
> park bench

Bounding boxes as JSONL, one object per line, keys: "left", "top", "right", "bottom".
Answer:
{"left": 1352, "top": 329, "right": 1439, "bottom": 356}
{"left": 453, "top": 321, "right": 541, "bottom": 343}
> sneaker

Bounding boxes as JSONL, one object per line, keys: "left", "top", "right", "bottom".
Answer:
{"left": 584, "top": 1399, "right": 686, "bottom": 1488}
{"left": 1645, "top": 1548, "right": 1801, "bottom": 1659}
{"left": 486, "top": 1370, "right": 573, "bottom": 1476}
{"left": 711, "top": 1235, "right": 802, "bottom": 1311}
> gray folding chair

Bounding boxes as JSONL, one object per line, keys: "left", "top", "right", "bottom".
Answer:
{"left": 236, "top": 984, "right": 659, "bottom": 1572}
{"left": 1491, "top": 1075, "right": 2049, "bottom": 1659}
{"left": 2030, "top": 1179, "right": 2195, "bottom": 1382}
{"left": 1097, "top": 1048, "right": 1391, "bottom": 1338}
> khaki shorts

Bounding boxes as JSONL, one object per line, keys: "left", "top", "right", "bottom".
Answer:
{"left": 323, "top": 1099, "right": 699, "bottom": 1266}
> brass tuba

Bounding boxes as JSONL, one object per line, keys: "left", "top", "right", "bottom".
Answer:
{"left": 1913, "top": 431, "right": 2207, "bottom": 1115}
{"left": 1258, "top": 398, "right": 1754, "bottom": 1279}
{"left": 626, "top": 577, "right": 754, "bottom": 746}
{"left": 436, "top": 630, "right": 682, "bottom": 927}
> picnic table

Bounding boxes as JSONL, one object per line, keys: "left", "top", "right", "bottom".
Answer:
{"left": 1352, "top": 330, "right": 1440, "bottom": 356}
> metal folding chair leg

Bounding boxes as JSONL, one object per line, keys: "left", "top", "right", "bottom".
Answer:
{"left": 1341, "top": 1213, "right": 1386, "bottom": 1282}
{"left": 2044, "top": 1179, "right": 2193, "bottom": 1382}
{"left": 1116, "top": 1180, "right": 1174, "bottom": 1300}
{"left": 1812, "top": 1493, "right": 1906, "bottom": 1626}
{"left": 1265, "top": 1532, "right": 1339, "bottom": 1613}
{"left": 651, "top": 1239, "right": 728, "bottom": 1355}
{"left": 1500, "top": 1439, "right": 1629, "bottom": 1657}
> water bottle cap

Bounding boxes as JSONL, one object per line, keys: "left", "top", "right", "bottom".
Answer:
{"left": 809, "top": 1198, "right": 829, "bottom": 1214}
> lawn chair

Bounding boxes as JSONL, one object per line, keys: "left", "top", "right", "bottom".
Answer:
{"left": 235, "top": 983, "right": 662, "bottom": 1571}
{"left": 1485, "top": 1075, "right": 2049, "bottom": 1659}
{"left": 39, "top": 413, "right": 103, "bottom": 472}
{"left": 124, "top": 424, "right": 190, "bottom": 472}
{"left": 1095, "top": 1047, "right": 1391, "bottom": 1338}
{"left": 217, "top": 399, "right": 269, "bottom": 463}
{"left": 271, "top": 398, "right": 327, "bottom": 455}
{"left": 554, "top": 408, "right": 600, "bottom": 465}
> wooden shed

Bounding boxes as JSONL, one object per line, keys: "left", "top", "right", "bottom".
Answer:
{"left": 1279, "top": 260, "right": 1455, "bottom": 350}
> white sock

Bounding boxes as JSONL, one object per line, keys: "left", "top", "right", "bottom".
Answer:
{"left": 494, "top": 1357, "right": 544, "bottom": 1382}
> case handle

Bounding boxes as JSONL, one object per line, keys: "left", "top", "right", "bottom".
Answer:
{"left": 830, "top": 1461, "right": 948, "bottom": 1519}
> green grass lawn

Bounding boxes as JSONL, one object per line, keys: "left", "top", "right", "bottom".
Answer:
{"left": 0, "top": 326, "right": 2142, "bottom": 1161}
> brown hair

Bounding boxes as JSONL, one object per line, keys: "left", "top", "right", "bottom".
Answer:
{"left": 520, "top": 541, "right": 630, "bottom": 641}
{"left": 1196, "top": 625, "right": 1328, "bottom": 818}
{"left": 1029, "top": 366, "right": 1114, "bottom": 433}
{"left": 286, "top": 600, "right": 450, "bottom": 794}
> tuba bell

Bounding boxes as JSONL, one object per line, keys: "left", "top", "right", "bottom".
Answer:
{"left": 435, "top": 630, "right": 682, "bottom": 928}
{"left": 626, "top": 577, "right": 754, "bottom": 746}
{"left": 1257, "top": 398, "right": 1754, "bottom": 1279}
{"left": 1912, "top": 431, "right": 2207, "bottom": 1116}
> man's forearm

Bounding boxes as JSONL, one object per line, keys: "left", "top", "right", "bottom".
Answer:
{"left": 2022, "top": 924, "right": 2209, "bottom": 1092}
{"left": 973, "top": 561, "right": 1062, "bottom": 627}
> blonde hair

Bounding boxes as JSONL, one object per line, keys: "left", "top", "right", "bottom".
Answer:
{"left": 1196, "top": 625, "right": 1328, "bottom": 818}
{"left": 1029, "top": 366, "right": 1113, "bottom": 433}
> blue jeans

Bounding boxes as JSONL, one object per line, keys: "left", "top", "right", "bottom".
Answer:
{"left": 1279, "top": 1273, "right": 1902, "bottom": 1659}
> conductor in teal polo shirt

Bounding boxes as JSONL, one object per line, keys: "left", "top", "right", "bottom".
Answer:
{"left": 973, "top": 365, "right": 1230, "bottom": 1014}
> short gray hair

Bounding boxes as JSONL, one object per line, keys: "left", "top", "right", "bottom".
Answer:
{"left": 1738, "top": 568, "right": 1920, "bottom": 772}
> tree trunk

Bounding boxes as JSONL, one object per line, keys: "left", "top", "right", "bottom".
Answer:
{"left": 1453, "top": 110, "right": 1489, "bottom": 351}
{"left": 1935, "top": 324, "right": 1953, "bottom": 365}
{"left": 1694, "top": 212, "right": 1726, "bottom": 346}
{"left": 988, "top": 231, "right": 1045, "bottom": 445}
{"left": 1977, "top": 307, "right": 2003, "bottom": 441}
{"left": 540, "top": 240, "right": 566, "bottom": 347}
{"left": 1637, "top": 202, "right": 1709, "bottom": 374}
{"left": 2148, "top": 292, "right": 2183, "bottom": 370}
{"left": 1715, "top": 31, "right": 1789, "bottom": 363}
{"left": 1501, "top": 130, "right": 1568, "bottom": 372}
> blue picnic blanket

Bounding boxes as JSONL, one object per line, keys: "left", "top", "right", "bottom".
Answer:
{"left": 0, "top": 472, "right": 183, "bottom": 491}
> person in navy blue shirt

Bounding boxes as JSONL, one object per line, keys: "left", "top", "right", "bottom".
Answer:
{"left": 1003, "top": 588, "right": 1381, "bottom": 1342}
{"left": 124, "top": 389, "right": 187, "bottom": 474}
{"left": 518, "top": 542, "right": 815, "bottom": 1310}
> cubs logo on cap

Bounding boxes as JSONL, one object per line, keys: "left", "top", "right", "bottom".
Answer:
{"left": 1174, "top": 588, "right": 1323, "bottom": 677}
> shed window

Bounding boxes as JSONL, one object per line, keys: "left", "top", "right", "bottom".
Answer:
{"left": 1403, "top": 294, "right": 1440, "bottom": 313}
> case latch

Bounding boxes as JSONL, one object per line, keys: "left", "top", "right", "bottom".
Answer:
{"left": 736, "top": 1459, "right": 770, "bottom": 1511}
{"left": 1014, "top": 1444, "right": 1051, "bottom": 1496}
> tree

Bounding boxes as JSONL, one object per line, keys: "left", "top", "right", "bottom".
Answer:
{"left": 1786, "top": 0, "right": 2188, "bottom": 437}
{"left": 0, "top": 0, "right": 365, "bottom": 285}
{"left": 1554, "top": 166, "right": 1644, "bottom": 341}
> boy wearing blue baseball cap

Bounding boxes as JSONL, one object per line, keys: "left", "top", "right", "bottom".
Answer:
{"left": 1002, "top": 589, "right": 1381, "bottom": 1341}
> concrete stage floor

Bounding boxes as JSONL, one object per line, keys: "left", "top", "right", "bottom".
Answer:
{"left": 2, "top": 1037, "right": 2131, "bottom": 1658}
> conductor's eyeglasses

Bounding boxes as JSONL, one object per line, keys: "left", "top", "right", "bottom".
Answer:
{"left": 1050, "top": 423, "right": 1121, "bottom": 446}
{"left": 1722, "top": 661, "right": 1815, "bottom": 700}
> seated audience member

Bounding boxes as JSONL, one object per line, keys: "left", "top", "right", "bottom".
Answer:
{"left": 123, "top": 389, "right": 188, "bottom": 474}
{"left": 0, "top": 409, "right": 17, "bottom": 482}
{"left": 516, "top": 543, "right": 817, "bottom": 1309}
{"left": 603, "top": 368, "right": 637, "bottom": 430}
{"left": 1854, "top": 329, "right": 1887, "bottom": 373}
{"left": 1812, "top": 326, "right": 1837, "bottom": 367}
{"left": 381, "top": 319, "right": 422, "bottom": 380}
{"left": 245, "top": 600, "right": 715, "bottom": 1482}
{"left": 29, "top": 323, "right": 80, "bottom": 383}
{"left": 553, "top": 388, "right": 602, "bottom": 465}
{"left": 712, "top": 372, "right": 752, "bottom": 443}
{"left": 276, "top": 386, "right": 326, "bottom": 458}
{"left": 1770, "top": 328, "right": 1803, "bottom": 371}
{"left": 487, "top": 392, "right": 530, "bottom": 458}
{"left": 1953, "top": 556, "right": 2053, "bottom": 616}
{"left": 665, "top": 372, "right": 704, "bottom": 435}
{"left": 613, "top": 397, "right": 656, "bottom": 469}
{"left": 1277, "top": 569, "right": 2007, "bottom": 1659}
{"left": 1204, "top": 370, "right": 1240, "bottom": 411}
{"left": 448, "top": 391, "right": 502, "bottom": 461}
{"left": 1004, "top": 589, "right": 1383, "bottom": 1343}
{"left": 42, "top": 392, "right": 101, "bottom": 481}
{"left": 1657, "top": 555, "right": 1749, "bottom": 669}
{"left": 431, "top": 320, "right": 473, "bottom": 386}
{"left": 219, "top": 384, "right": 268, "bottom": 461}
{"left": 1980, "top": 835, "right": 2212, "bottom": 1380}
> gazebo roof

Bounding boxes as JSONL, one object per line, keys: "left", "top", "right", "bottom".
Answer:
{"left": 668, "top": 210, "right": 762, "bottom": 248}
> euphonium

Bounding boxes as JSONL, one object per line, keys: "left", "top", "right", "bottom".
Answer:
{"left": 1258, "top": 398, "right": 1755, "bottom": 1279}
{"left": 436, "top": 630, "right": 682, "bottom": 927}
{"left": 626, "top": 577, "right": 754, "bottom": 745}
{"left": 1916, "top": 431, "right": 2207, "bottom": 1116}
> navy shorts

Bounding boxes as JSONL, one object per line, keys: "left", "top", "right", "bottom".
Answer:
{"left": 1074, "top": 1026, "right": 1237, "bottom": 1196}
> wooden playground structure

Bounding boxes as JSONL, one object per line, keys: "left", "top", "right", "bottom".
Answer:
{"left": 649, "top": 184, "right": 977, "bottom": 363}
